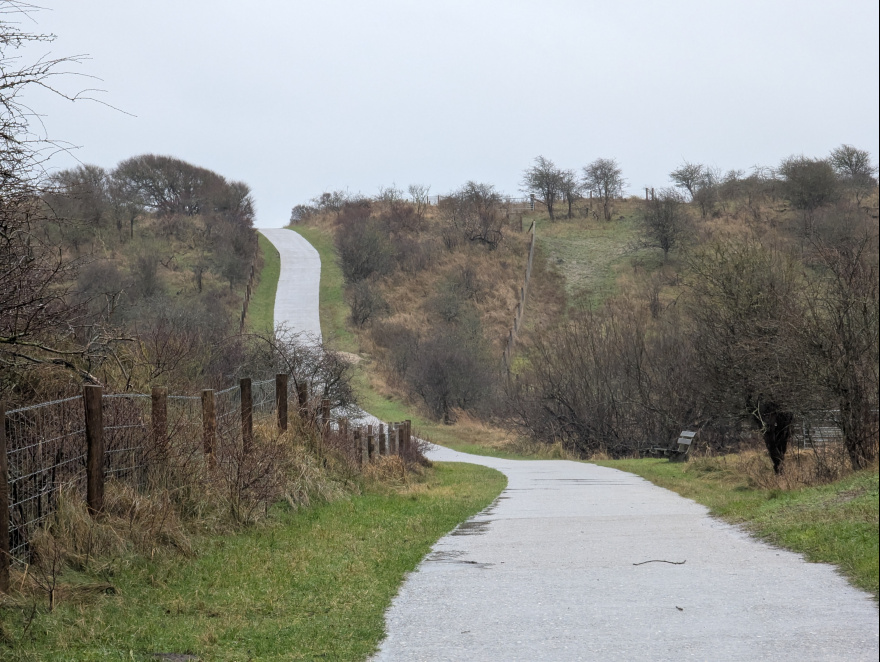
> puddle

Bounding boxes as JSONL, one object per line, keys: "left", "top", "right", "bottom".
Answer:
{"left": 451, "top": 520, "right": 492, "bottom": 536}
{"left": 427, "top": 550, "right": 465, "bottom": 562}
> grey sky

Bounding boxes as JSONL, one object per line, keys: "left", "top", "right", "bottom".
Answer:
{"left": 23, "top": 0, "right": 880, "bottom": 228}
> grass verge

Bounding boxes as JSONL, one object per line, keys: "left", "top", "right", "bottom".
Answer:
{"left": 248, "top": 231, "right": 281, "bottom": 334}
{"left": 592, "top": 456, "right": 879, "bottom": 598}
{"left": 1, "top": 462, "right": 506, "bottom": 661}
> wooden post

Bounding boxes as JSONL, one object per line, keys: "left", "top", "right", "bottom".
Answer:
{"left": 241, "top": 378, "right": 253, "bottom": 454}
{"left": 84, "top": 385, "right": 105, "bottom": 516}
{"left": 1, "top": 403, "right": 9, "bottom": 592}
{"left": 297, "top": 382, "right": 309, "bottom": 419}
{"left": 151, "top": 386, "right": 168, "bottom": 459}
{"left": 378, "top": 423, "right": 386, "bottom": 455}
{"left": 396, "top": 424, "right": 405, "bottom": 456}
{"left": 367, "top": 431, "right": 375, "bottom": 460}
{"left": 403, "top": 420, "right": 412, "bottom": 455}
{"left": 340, "top": 418, "right": 349, "bottom": 438}
{"left": 276, "top": 373, "right": 288, "bottom": 431}
{"left": 356, "top": 429, "right": 368, "bottom": 466}
{"left": 321, "top": 399, "right": 331, "bottom": 432}
{"left": 202, "top": 389, "right": 216, "bottom": 458}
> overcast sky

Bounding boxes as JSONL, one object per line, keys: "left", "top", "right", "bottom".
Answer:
{"left": 20, "top": 0, "right": 880, "bottom": 228}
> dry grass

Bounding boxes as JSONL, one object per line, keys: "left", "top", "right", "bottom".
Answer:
{"left": 0, "top": 414, "right": 374, "bottom": 621}
{"left": 692, "top": 442, "right": 877, "bottom": 491}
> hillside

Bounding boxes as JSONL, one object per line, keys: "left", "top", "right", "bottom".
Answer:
{"left": 1, "top": 155, "right": 261, "bottom": 405}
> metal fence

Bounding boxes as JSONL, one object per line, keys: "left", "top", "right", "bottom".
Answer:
{"left": 4, "top": 396, "right": 86, "bottom": 561}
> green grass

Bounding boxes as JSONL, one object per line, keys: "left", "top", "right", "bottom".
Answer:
{"left": 288, "top": 225, "right": 357, "bottom": 353}
{"left": 592, "top": 457, "right": 880, "bottom": 598}
{"left": 248, "top": 232, "right": 281, "bottom": 334}
{"left": 535, "top": 211, "right": 659, "bottom": 307}
{"left": 1, "top": 463, "right": 506, "bottom": 661}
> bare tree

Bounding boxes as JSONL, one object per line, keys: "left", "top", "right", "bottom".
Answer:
{"left": 685, "top": 241, "right": 805, "bottom": 474}
{"left": 778, "top": 155, "right": 839, "bottom": 219}
{"left": 669, "top": 161, "right": 705, "bottom": 200}
{"left": 521, "top": 156, "right": 565, "bottom": 221}
{"left": 798, "top": 221, "right": 879, "bottom": 470}
{"left": 558, "top": 169, "right": 581, "bottom": 219}
{"left": 1, "top": 2, "right": 104, "bottom": 394}
{"left": 829, "top": 144, "right": 877, "bottom": 206}
{"left": 583, "top": 158, "right": 626, "bottom": 221}
{"left": 442, "top": 181, "right": 505, "bottom": 249}
{"left": 408, "top": 183, "right": 431, "bottom": 224}
{"left": 669, "top": 161, "right": 719, "bottom": 218}
{"left": 640, "top": 189, "right": 690, "bottom": 260}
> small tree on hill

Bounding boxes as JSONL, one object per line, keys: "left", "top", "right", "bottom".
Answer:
{"left": 640, "top": 189, "right": 690, "bottom": 260}
{"left": 829, "top": 144, "right": 877, "bottom": 206}
{"left": 583, "top": 158, "right": 626, "bottom": 221}
{"left": 778, "top": 155, "right": 839, "bottom": 218}
{"left": 521, "top": 156, "right": 564, "bottom": 221}
{"left": 559, "top": 169, "right": 581, "bottom": 219}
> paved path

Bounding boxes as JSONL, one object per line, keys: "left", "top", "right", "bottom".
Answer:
{"left": 260, "top": 228, "right": 323, "bottom": 341}
{"left": 260, "top": 228, "right": 879, "bottom": 661}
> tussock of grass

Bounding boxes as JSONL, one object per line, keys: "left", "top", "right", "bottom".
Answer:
{"left": 593, "top": 453, "right": 879, "bottom": 598}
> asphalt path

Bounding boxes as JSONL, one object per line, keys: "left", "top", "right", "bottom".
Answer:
{"left": 260, "top": 228, "right": 879, "bottom": 661}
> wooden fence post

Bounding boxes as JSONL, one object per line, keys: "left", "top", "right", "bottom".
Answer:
{"left": 356, "top": 429, "right": 368, "bottom": 466}
{"left": 378, "top": 423, "right": 386, "bottom": 455}
{"left": 1, "top": 403, "right": 9, "bottom": 592}
{"left": 202, "top": 389, "right": 216, "bottom": 459}
{"left": 276, "top": 373, "right": 288, "bottom": 432}
{"left": 84, "top": 385, "right": 105, "bottom": 516}
{"left": 297, "top": 382, "right": 309, "bottom": 419}
{"left": 321, "top": 399, "right": 331, "bottom": 432}
{"left": 240, "top": 378, "right": 253, "bottom": 454}
{"left": 151, "top": 386, "right": 168, "bottom": 459}
{"left": 405, "top": 420, "right": 412, "bottom": 456}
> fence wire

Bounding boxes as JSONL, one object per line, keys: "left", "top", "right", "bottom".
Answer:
{"left": 252, "top": 379, "right": 276, "bottom": 416}
{"left": 4, "top": 396, "right": 86, "bottom": 561}
{"left": 103, "top": 394, "right": 151, "bottom": 487}
{"left": 4, "top": 375, "right": 352, "bottom": 565}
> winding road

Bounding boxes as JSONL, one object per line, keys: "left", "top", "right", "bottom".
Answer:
{"left": 260, "top": 227, "right": 878, "bottom": 661}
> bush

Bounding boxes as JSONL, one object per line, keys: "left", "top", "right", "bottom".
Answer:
{"left": 371, "top": 321, "right": 419, "bottom": 377}
{"left": 336, "top": 217, "right": 395, "bottom": 283}
{"left": 349, "top": 279, "right": 388, "bottom": 327}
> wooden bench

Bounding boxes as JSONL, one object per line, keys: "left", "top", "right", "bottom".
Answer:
{"left": 643, "top": 430, "right": 697, "bottom": 461}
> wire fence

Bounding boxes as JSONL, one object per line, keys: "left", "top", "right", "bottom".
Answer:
{"left": 4, "top": 396, "right": 87, "bottom": 560}
{"left": 2, "top": 376, "right": 415, "bottom": 573}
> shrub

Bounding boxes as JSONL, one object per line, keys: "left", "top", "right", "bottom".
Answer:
{"left": 349, "top": 279, "right": 388, "bottom": 327}
{"left": 336, "top": 217, "right": 395, "bottom": 283}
